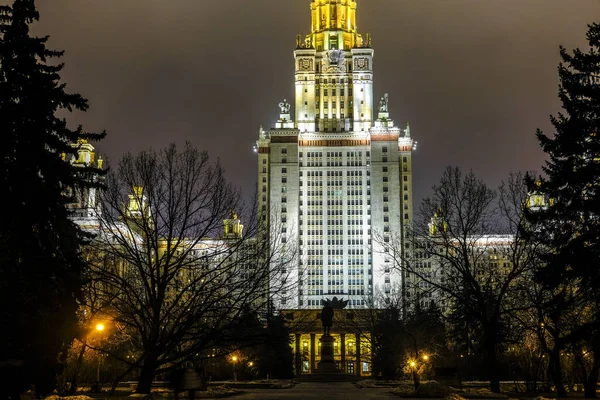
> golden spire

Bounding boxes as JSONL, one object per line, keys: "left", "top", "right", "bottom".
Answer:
{"left": 307, "top": 0, "right": 365, "bottom": 51}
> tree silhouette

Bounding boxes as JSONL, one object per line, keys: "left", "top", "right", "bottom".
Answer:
{"left": 0, "top": 0, "right": 105, "bottom": 397}
{"left": 525, "top": 22, "right": 600, "bottom": 399}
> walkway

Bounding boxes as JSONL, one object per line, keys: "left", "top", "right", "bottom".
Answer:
{"left": 235, "top": 381, "right": 400, "bottom": 399}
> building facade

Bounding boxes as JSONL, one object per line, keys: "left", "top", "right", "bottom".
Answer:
{"left": 257, "top": 0, "right": 416, "bottom": 311}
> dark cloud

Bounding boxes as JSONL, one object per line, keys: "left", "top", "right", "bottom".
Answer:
{"left": 10, "top": 0, "right": 600, "bottom": 205}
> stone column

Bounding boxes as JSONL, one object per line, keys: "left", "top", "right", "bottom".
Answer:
{"left": 340, "top": 333, "right": 346, "bottom": 372}
{"left": 295, "top": 333, "right": 302, "bottom": 376}
{"left": 355, "top": 333, "right": 361, "bottom": 377}
{"left": 310, "top": 333, "right": 316, "bottom": 373}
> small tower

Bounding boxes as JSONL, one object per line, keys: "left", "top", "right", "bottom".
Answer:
{"left": 67, "top": 138, "right": 104, "bottom": 221}
{"left": 526, "top": 181, "right": 552, "bottom": 211}
{"left": 126, "top": 186, "right": 150, "bottom": 220}
{"left": 223, "top": 210, "right": 244, "bottom": 239}
{"left": 429, "top": 210, "right": 448, "bottom": 236}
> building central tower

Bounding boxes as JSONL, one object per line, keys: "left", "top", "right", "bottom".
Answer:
{"left": 295, "top": 0, "right": 373, "bottom": 134}
{"left": 257, "top": 0, "right": 416, "bottom": 310}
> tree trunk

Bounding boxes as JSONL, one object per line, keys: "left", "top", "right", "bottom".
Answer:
{"left": 548, "top": 349, "right": 567, "bottom": 398}
{"left": 136, "top": 352, "right": 159, "bottom": 394}
{"left": 111, "top": 364, "right": 137, "bottom": 395}
{"left": 413, "top": 369, "right": 421, "bottom": 390}
{"left": 584, "top": 352, "right": 600, "bottom": 399}
{"left": 68, "top": 340, "right": 87, "bottom": 394}
{"left": 486, "top": 341, "right": 501, "bottom": 393}
{"left": 532, "top": 353, "right": 544, "bottom": 392}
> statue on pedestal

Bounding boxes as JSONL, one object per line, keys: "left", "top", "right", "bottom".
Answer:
{"left": 320, "top": 296, "right": 349, "bottom": 336}
{"left": 379, "top": 93, "right": 389, "bottom": 113}
{"left": 278, "top": 99, "right": 291, "bottom": 115}
{"left": 321, "top": 302, "right": 333, "bottom": 336}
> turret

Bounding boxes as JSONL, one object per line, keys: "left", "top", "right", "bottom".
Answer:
{"left": 223, "top": 210, "right": 244, "bottom": 239}
{"left": 126, "top": 186, "right": 151, "bottom": 220}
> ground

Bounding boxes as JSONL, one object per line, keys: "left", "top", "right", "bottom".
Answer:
{"left": 234, "top": 382, "right": 402, "bottom": 399}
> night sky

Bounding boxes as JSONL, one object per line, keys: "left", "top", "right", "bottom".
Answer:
{"left": 17, "top": 0, "right": 600, "bottom": 206}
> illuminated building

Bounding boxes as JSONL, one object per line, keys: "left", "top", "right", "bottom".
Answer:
{"left": 256, "top": 0, "right": 416, "bottom": 311}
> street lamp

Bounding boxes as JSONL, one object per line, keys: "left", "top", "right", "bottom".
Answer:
{"left": 231, "top": 356, "right": 238, "bottom": 382}
{"left": 94, "top": 323, "right": 105, "bottom": 385}
{"left": 422, "top": 354, "right": 429, "bottom": 361}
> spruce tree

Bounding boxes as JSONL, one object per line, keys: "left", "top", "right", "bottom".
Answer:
{"left": 526, "top": 23, "right": 600, "bottom": 398}
{"left": 0, "top": 0, "right": 105, "bottom": 397}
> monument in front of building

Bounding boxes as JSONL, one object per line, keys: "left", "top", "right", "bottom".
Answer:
{"left": 317, "top": 297, "right": 349, "bottom": 373}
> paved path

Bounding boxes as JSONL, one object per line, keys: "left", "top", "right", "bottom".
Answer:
{"left": 235, "top": 382, "right": 400, "bottom": 399}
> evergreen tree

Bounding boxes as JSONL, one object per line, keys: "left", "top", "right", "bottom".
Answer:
{"left": 0, "top": 0, "right": 105, "bottom": 397}
{"left": 372, "top": 304, "right": 405, "bottom": 380}
{"left": 526, "top": 23, "right": 600, "bottom": 398}
{"left": 248, "top": 315, "right": 294, "bottom": 379}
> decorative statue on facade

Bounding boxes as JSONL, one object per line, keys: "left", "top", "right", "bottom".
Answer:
{"left": 279, "top": 99, "right": 291, "bottom": 114}
{"left": 305, "top": 35, "right": 312, "bottom": 49}
{"left": 379, "top": 93, "right": 389, "bottom": 113}
{"left": 320, "top": 297, "right": 349, "bottom": 336}
{"left": 296, "top": 34, "right": 313, "bottom": 49}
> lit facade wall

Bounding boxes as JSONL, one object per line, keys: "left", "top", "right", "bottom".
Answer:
{"left": 258, "top": 0, "right": 416, "bottom": 311}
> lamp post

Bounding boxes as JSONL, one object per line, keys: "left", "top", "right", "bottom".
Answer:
{"left": 231, "top": 356, "right": 237, "bottom": 382}
{"left": 95, "top": 323, "right": 105, "bottom": 383}
{"left": 409, "top": 360, "right": 420, "bottom": 389}
{"left": 248, "top": 361, "right": 254, "bottom": 380}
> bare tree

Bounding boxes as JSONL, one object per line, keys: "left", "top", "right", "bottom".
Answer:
{"left": 387, "top": 167, "right": 538, "bottom": 393}
{"left": 83, "top": 143, "right": 296, "bottom": 393}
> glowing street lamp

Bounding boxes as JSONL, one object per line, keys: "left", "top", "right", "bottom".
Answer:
{"left": 231, "top": 355, "right": 238, "bottom": 381}
{"left": 422, "top": 354, "right": 429, "bottom": 361}
{"left": 94, "top": 323, "right": 106, "bottom": 385}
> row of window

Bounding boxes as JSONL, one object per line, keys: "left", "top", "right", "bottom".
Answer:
{"left": 315, "top": 100, "right": 345, "bottom": 109}
{"left": 303, "top": 239, "right": 323, "bottom": 246}
{"left": 300, "top": 151, "right": 371, "bottom": 159}
{"left": 301, "top": 246, "right": 371, "bottom": 256}
{"left": 271, "top": 150, "right": 407, "bottom": 161}
{"left": 301, "top": 210, "right": 323, "bottom": 215}
{"left": 316, "top": 88, "right": 349, "bottom": 97}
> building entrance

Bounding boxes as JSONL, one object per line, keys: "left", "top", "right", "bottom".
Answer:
{"left": 347, "top": 361, "right": 354, "bottom": 375}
